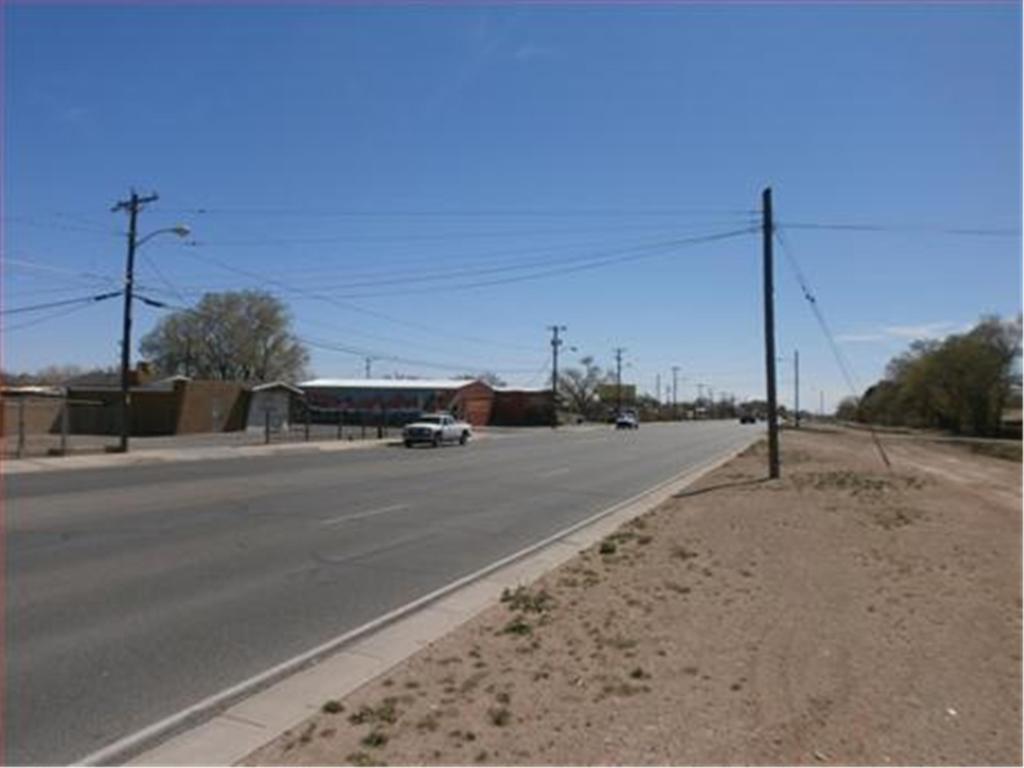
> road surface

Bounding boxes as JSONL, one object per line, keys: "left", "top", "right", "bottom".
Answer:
{"left": 6, "top": 421, "right": 754, "bottom": 764}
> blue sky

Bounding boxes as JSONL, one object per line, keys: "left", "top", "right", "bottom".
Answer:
{"left": 4, "top": 2, "right": 1021, "bottom": 410}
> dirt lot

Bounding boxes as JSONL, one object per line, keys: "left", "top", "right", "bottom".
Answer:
{"left": 244, "top": 427, "right": 1022, "bottom": 766}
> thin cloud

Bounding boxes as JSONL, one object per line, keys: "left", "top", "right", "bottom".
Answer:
{"left": 837, "top": 321, "right": 966, "bottom": 344}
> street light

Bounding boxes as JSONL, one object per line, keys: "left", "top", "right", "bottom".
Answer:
{"left": 113, "top": 190, "right": 191, "bottom": 453}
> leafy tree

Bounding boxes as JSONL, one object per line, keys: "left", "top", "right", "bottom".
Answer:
{"left": 850, "top": 314, "right": 1021, "bottom": 436}
{"left": 140, "top": 290, "right": 309, "bottom": 382}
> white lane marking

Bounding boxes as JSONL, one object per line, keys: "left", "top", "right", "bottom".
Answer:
{"left": 321, "top": 504, "right": 410, "bottom": 526}
{"left": 538, "top": 467, "right": 570, "bottom": 478}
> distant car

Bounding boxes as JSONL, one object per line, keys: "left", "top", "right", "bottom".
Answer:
{"left": 739, "top": 414, "right": 757, "bottom": 424}
{"left": 615, "top": 412, "right": 640, "bottom": 430}
{"left": 403, "top": 413, "right": 472, "bottom": 447}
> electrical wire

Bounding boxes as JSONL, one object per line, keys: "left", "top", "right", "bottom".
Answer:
{"left": 1, "top": 290, "right": 122, "bottom": 316}
{"left": 168, "top": 205, "right": 758, "bottom": 218}
{"left": 136, "top": 294, "right": 545, "bottom": 375}
{"left": 2, "top": 294, "right": 119, "bottom": 333}
{"left": 774, "top": 226, "right": 891, "bottom": 468}
{"left": 779, "top": 221, "right": 1021, "bottom": 237}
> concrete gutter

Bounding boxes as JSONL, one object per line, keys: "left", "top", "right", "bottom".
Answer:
{"left": 77, "top": 435, "right": 758, "bottom": 767}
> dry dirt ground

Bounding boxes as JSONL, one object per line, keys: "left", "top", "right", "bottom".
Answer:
{"left": 243, "top": 427, "right": 1021, "bottom": 766}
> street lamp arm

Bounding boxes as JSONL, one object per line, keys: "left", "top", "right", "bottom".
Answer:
{"left": 135, "top": 225, "right": 191, "bottom": 249}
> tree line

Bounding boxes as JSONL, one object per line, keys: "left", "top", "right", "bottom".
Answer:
{"left": 836, "top": 315, "right": 1022, "bottom": 437}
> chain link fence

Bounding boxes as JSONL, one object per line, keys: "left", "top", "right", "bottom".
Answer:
{"left": 1, "top": 398, "right": 400, "bottom": 459}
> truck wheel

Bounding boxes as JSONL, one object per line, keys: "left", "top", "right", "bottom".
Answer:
{"left": 460, "top": 431, "right": 469, "bottom": 445}
{"left": 404, "top": 440, "right": 413, "bottom": 448}
{"left": 432, "top": 433, "right": 441, "bottom": 448}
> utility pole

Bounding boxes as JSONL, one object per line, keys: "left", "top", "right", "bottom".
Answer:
{"left": 697, "top": 383, "right": 704, "bottom": 418}
{"left": 762, "top": 187, "right": 781, "bottom": 478}
{"left": 671, "top": 365, "right": 679, "bottom": 420}
{"left": 365, "top": 357, "right": 373, "bottom": 379}
{"left": 709, "top": 387, "right": 715, "bottom": 419}
{"left": 820, "top": 389, "right": 825, "bottom": 418}
{"left": 548, "top": 325, "right": 566, "bottom": 428}
{"left": 112, "top": 190, "right": 158, "bottom": 453}
{"left": 655, "top": 373, "right": 661, "bottom": 404}
{"left": 613, "top": 347, "right": 626, "bottom": 415}
{"left": 794, "top": 349, "right": 800, "bottom": 429}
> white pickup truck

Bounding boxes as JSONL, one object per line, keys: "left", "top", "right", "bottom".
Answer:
{"left": 402, "top": 413, "right": 472, "bottom": 448}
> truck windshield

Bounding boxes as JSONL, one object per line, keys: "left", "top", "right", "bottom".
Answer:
{"left": 417, "top": 416, "right": 443, "bottom": 425}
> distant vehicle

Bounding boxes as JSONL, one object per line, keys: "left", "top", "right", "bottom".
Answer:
{"left": 615, "top": 411, "right": 640, "bottom": 430}
{"left": 403, "top": 413, "right": 472, "bottom": 448}
{"left": 739, "top": 414, "right": 757, "bottom": 424}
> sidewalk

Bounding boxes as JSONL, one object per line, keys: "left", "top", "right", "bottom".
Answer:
{"left": 1, "top": 435, "right": 397, "bottom": 475}
{"left": 236, "top": 427, "right": 1021, "bottom": 766}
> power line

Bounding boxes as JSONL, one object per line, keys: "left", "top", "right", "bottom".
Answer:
{"left": 136, "top": 294, "right": 544, "bottom": 375}
{"left": 774, "top": 226, "right": 891, "bottom": 468}
{"left": 313, "top": 227, "right": 758, "bottom": 300}
{"left": 3, "top": 294, "right": 120, "bottom": 332}
{"left": 1, "top": 290, "right": 122, "bottom": 316}
{"left": 778, "top": 220, "right": 1020, "bottom": 237}
{"left": 184, "top": 218, "right": 754, "bottom": 248}
{"left": 168, "top": 205, "right": 758, "bottom": 218}
{"left": 173, "top": 247, "right": 540, "bottom": 353}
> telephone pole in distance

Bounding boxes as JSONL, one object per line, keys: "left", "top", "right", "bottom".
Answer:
{"left": 613, "top": 347, "right": 626, "bottom": 415}
{"left": 762, "top": 186, "right": 781, "bottom": 478}
{"left": 548, "top": 325, "right": 566, "bottom": 428}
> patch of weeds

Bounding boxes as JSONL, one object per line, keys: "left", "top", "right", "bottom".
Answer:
{"left": 500, "top": 585, "right": 555, "bottom": 614}
{"left": 488, "top": 706, "right": 512, "bottom": 727}
{"left": 459, "top": 671, "right": 488, "bottom": 694}
{"left": 671, "top": 545, "right": 699, "bottom": 561}
{"left": 320, "top": 727, "right": 337, "bottom": 738}
{"left": 404, "top": 680, "right": 420, "bottom": 690}
{"left": 299, "top": 722, "right": 316, "bottom": 744}
{"left": 870, "top": 506, "right": 925, "bottom": 530}
{"left": 606, "top": 635, "right": 637, "bottom": 650}
{"left": 598, "top": 680, "right": 649, "bottom": 699}
{"left": 348, "top": 698, "right": 399, "bottom": 726}
{"left": 437, "top": 655, "right": 463, "bottom": 666}
{"left": 664, "top": 581, "right": 692, "bottom": 594}
{"left": 474, "top": 750, "right": 490, "bottom": 763}
{"left": 500, "top": 615, "right": 533, "bottom": 636}
{"left": 322, "top": 699, "right": 345, "bottom": 714}
{"left": 361, "top": 730, "right": 389, "bottom": 748}
{"left": 449, "top": 729, "right": 478, "bottom": 742}
{"left": 346, "top": 751, "right": 382, "bottom": 767}
{"left": 629, "top": 517, "right": 649, "bottom": 530}
{"left": 965, "top": 441, "right": 1022, "bottom": 462}
{"left": 416, "top": 714, "right": 440, "bottom": 732}
{"left": 629, "top": 667, "right": 651, "bottom": 680}
{"left": 495, "top": 690, "right": 511, "bottom": 704}
{"left": 599, "top": 540, "right": 617, "bottom": 556}
{"left": 637, "top": 535, "right": 653, "bottom": 545}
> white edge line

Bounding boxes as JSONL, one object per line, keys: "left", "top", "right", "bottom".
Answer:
{"left": 74, "top": 434, "right": 757, "bottom": 767}
{"left": 320, "top": 504, "right": 410, "bottom": 526}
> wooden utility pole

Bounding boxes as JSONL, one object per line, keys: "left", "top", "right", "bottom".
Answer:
{"left": 762, "top": 187, "right": 781, "bottom": 478}
{"left": 794, "top": 349, "right": 800, "bottom": 429}
{"left": 112, "top": 190, "right": 158, "bottom": 453}
{"left": 548, "top": 325, "right": 566, "bottom": 427}
{"left": 613, "top": 347, "right": 626, "bottom": 415}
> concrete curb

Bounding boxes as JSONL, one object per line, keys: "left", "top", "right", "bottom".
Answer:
{"left": 79, "top": 435, "right": 758, "bottom": 767}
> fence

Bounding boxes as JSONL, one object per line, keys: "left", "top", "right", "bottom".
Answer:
{"left": 1, "top": 397, "right": 120, "bottom": 458}
{"left": 0, "top": 398, "right": 400, "bottom": 459}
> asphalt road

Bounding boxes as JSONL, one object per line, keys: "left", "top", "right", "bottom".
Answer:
{"left": 6, "top": 421, "right": 755, "bottom": 765}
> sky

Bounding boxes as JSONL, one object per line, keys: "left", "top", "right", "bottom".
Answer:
{"left": 3, "top": 1, "right": 1021, "bottom": 411}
